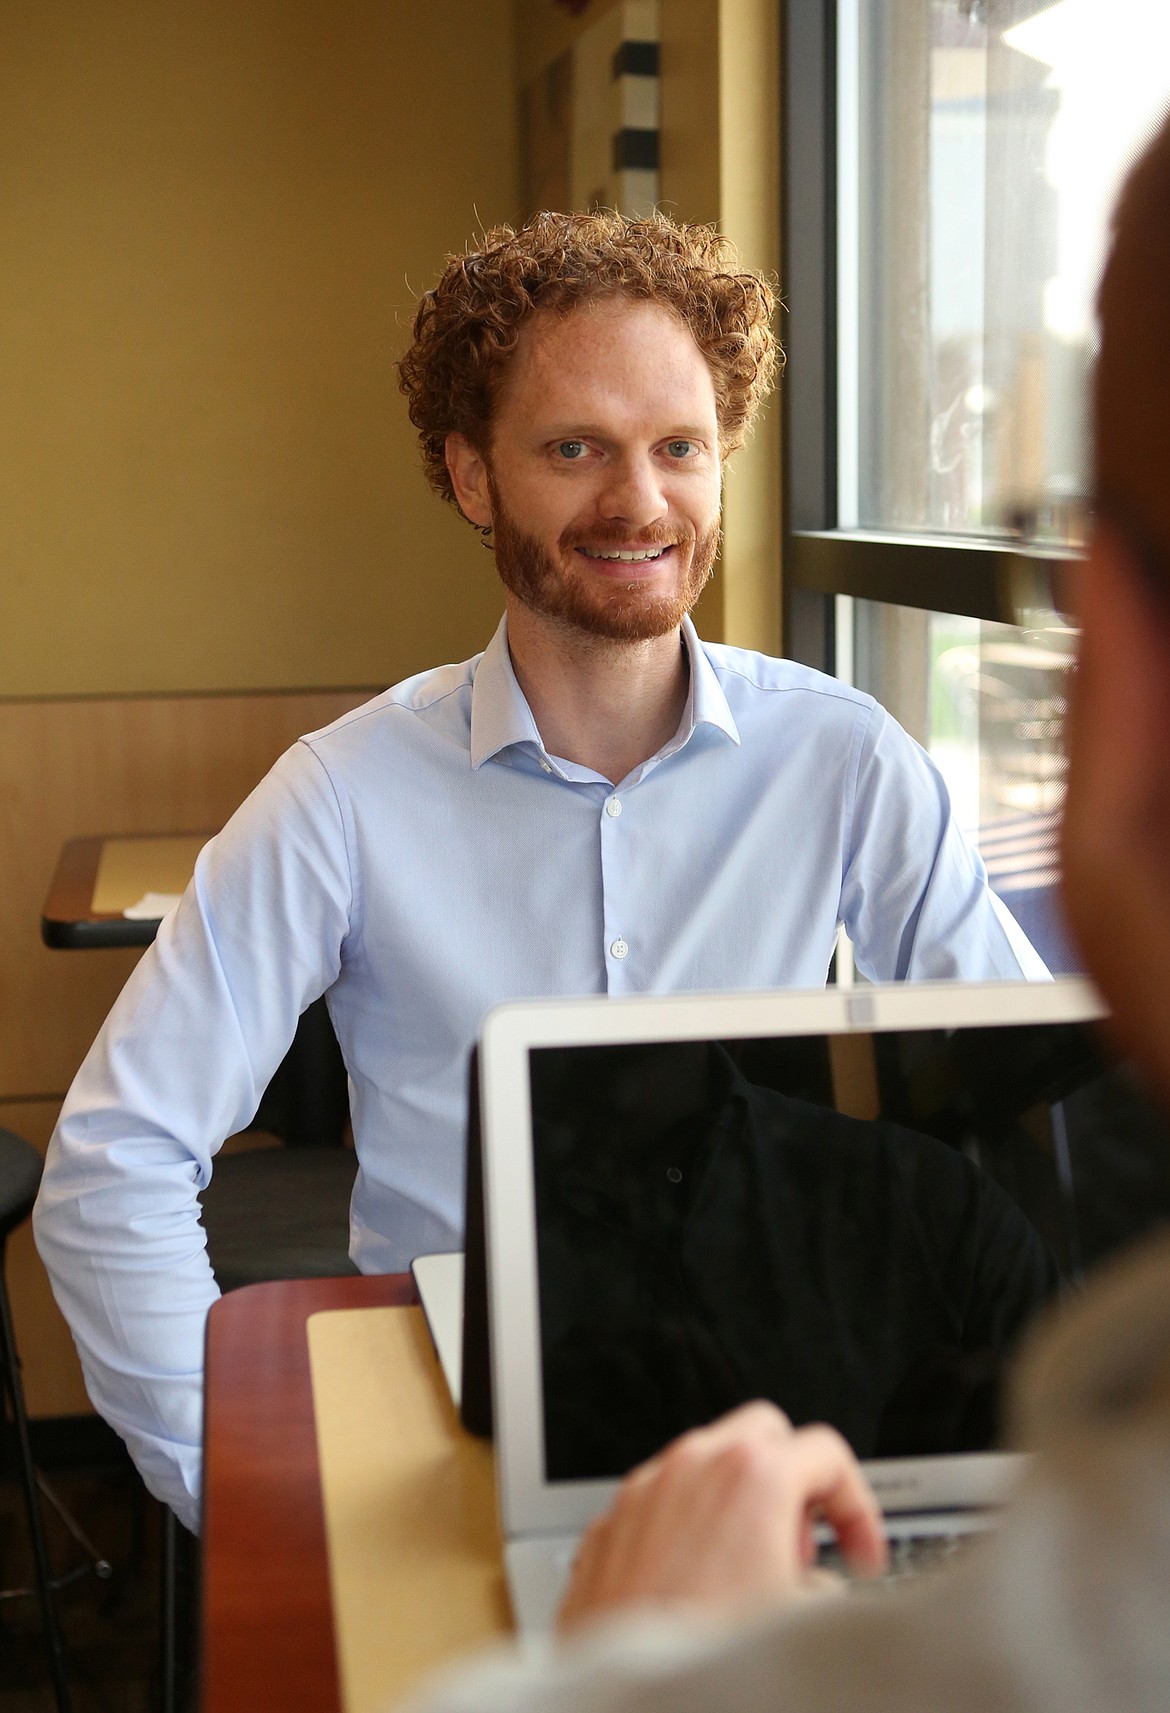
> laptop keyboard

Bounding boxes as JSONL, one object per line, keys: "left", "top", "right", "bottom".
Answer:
{"left": 819, "top": 1527, "right": 975, "bottom": 1585}
{"left": 509, "top": 1527, "right": 979, "bottom": 1632}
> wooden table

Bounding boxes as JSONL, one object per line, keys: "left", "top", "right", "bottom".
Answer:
{"left": 41, "top": 831, "right": 210, "bottom": 948}
{"left": 202, "top": 1276, "right": 415, "bottom": 1713}
{"left": 201, "top": 1274, "right": 509, "bottom": 1713}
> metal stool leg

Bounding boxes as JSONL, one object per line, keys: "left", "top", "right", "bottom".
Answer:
{"left": 34, "top": 1472, "right": 113, "bottom": 1584}
{"left": 160, "top": 1505, "right": 178, "bottom": 1713}
{"left": 159, "top": 1507, "right": 201, "bottom": 1713}
{"left": 0, "top": 1252, "right": 73, "bottom": 1713}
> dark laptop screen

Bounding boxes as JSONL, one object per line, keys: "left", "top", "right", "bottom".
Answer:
{"left": 529, "top": 1019, "right": 1170, "bottom": 1482}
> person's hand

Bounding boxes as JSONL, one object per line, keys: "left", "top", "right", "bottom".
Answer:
{"left": 557, "top": 1401, "right": 888, "bottom": 1634}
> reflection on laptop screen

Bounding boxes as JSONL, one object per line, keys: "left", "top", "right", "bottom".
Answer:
{"left": 529, "top": 1019, "right": 1170, "bottom": 1482}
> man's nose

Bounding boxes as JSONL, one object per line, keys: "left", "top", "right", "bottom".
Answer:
{"left": 598, "top": 455, "right": 669, "bottom": 527}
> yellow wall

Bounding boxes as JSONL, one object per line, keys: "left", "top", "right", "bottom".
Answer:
{"left": 3, "top": 0, "right": 782, "bottom": 1417}
{"left": 0, "top": 1, "right": 518, "bottom": 697}
{"left": 0, "top": 0, "right": 519, "bottom": 1416}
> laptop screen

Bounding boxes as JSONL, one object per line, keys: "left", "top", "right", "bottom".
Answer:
{"left": 528, "top": 1017, "right": 1170, "bottom": 1482}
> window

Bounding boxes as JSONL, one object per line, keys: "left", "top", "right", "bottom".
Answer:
{"left": 784, "top": 0, "right": 1170, "bottom": 974}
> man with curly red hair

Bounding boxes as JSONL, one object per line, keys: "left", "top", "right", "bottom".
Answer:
{"left": 36, "top": 209, "right": 1041, "bottom": 1534}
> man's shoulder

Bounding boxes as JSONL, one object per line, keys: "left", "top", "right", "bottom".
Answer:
{"left": 698, "top": 638, "right": 877, "bottom": 714}
{"left": 298, "top": 654, "right": 482, "bottom": 751}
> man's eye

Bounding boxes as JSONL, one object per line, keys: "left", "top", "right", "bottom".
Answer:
{"left": 557, "top": 441, "right": 587, "bottom": 460}
{"left": 666, "top": 440, "right": 696, "bottom": 459}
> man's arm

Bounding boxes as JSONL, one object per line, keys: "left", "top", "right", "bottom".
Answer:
{"left": 33, "top": 742, "right": 354, "bottom": 1530}
{"left": 841, "top": 704, "right": 1049, "bottom": 983}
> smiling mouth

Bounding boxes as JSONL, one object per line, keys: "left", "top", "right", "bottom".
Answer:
{"left": 577, "top": 546, "right": 671, "bottom": 562}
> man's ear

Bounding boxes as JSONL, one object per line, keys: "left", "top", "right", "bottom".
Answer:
{"left": 445, "top": 433, "right": 493, "bottom": 530}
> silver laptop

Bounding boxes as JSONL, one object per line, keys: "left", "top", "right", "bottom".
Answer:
{"left": 436, "top": 977, "right": 1151, "bottom": 1629}
{"left": 411, "top": 1250, "right": 465, "bottom": 1406}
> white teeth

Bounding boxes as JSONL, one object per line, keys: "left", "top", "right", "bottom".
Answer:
{"left": 582, "top": 548, "right": 666, "bottom": 562}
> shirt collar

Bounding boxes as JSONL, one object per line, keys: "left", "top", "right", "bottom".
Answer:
{"left": 469, "top": 612, "right": 740, "bottom": 772}
{"left": 469, "top": 616, "right": 544, "bottom": 768}
{"left": 679, "top": 615, "right": 741, "bottom": 749}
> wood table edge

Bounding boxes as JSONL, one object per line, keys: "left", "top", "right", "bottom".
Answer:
{"left": 201, "top": 1273, "right": 418, "bottom": 1713}
{"left": 41, "top": 834, "right": 158, "bottom": 947}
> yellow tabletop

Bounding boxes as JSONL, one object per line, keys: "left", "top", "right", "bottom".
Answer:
{"left": 90, "top": 832, "right": 208, "bottom": 914}
{"left": 307, "top": 1305, "right": 511, "bottom": 1713}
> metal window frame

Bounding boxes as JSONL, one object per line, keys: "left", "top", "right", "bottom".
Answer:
{"left": 779, "top": 0, "right": 1075, "bottom": 671}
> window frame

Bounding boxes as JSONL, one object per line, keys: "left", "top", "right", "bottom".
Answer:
{"left": 779, "top": 0, "right": 1077, "bottom": 673}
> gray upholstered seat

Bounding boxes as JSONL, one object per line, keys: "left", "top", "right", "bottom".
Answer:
{"left": 198, "top": 1146, "right": 359, "bottom": 1294}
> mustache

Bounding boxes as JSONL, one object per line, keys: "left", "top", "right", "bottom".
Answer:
{"left": 559, "top": 520, "right": 690, "bottom": 554}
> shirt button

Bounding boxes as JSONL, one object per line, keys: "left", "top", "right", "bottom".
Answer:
{"left": 610, "top": 937, "right": 628, "bottom": 960}
{"left": 605, "top": 796, "right": 622, "bottom": 818}
{"left": 539, "top": 759, "right": 553, "bottom": 774}
{"left": 666, "top": 1166, "right": 683, "bottom": 1184}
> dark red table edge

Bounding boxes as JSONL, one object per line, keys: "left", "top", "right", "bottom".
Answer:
{"left": 200, "top": 1273, "right": 418, "bottom": 1713}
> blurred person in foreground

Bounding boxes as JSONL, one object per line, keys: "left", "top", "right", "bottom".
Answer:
{"left": 400, "top": 111, "right": 1170, "bottom": 1713}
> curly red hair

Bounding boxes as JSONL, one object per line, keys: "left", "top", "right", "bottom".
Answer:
{"left": 397, "top": 209, "right": 780, "bottom": 509}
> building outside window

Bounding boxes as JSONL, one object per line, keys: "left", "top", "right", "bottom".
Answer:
{"left": 784, "top": 0, "right": 1170, "bottom": 974}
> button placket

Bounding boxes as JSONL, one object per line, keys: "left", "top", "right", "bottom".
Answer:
{"left": 599, "top": 786, "right": 632, "bottom": 986}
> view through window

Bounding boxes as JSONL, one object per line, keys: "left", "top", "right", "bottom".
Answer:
{"left": 834, "top": 0, "right": 1170, "bottom": 973}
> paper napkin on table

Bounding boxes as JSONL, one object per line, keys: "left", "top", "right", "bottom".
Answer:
{"left": 122, "top": 892, "right": 183, "bottom": 921}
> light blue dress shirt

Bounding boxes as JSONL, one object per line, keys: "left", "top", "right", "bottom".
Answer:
{"left": 34, "top": 616, "right": 1045, "bottom": 1528}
